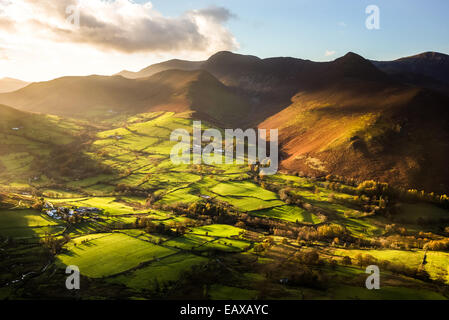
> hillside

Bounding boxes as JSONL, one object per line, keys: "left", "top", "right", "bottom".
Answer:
{"left": 0, "top": 104, "right": 97, "bottom": 187}
{"left": 1, "top": 51, "right": 449, "bottom": 192}
{"left": 260, "top": 83, "right": 449, "bottom": 193}
{"left": 0, "top": 77, "right": 29, "bottom": 93}
{"left": 116, "top": 51, "right": 395, "bottom": 126}
{"left": 0, "top": 71, "right": 251, "bottom": 126}
{"left": 117, "top": 59, "right": 204, "bottom": 79}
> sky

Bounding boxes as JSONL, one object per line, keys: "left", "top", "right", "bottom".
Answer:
{"left": 0, "top": 0, "right": 448, "bottom": 82}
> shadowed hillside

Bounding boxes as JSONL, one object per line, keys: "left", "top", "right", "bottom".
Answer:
{"left": 372, "top": 52, "right": 449, "bottom": 95}
{"left": 0, "top": 104, "right": 106, "bottom": 185}
{"left": 116, "top": 59, "right": 204, "bottom": 79}
{"left": 260, "top": 80, "right": 449, "bottom": 193}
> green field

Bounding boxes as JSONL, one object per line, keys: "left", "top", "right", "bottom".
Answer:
{"left": 334, "top": 248, "right": 449, "bottom": 283}
{"left": 109, "top": 253, "right": 208, "bottom": 291}
{"left": 57, "top": 233, "right": 177, "bottom": 278}
{"left": 0, "top": 209, "right": 63, "bottom": 238}
{"left": 250, "top": 205, "right": 321, "bottom": 224}
{"left": 190, "top": 224, "right": 244, "bottom": 237}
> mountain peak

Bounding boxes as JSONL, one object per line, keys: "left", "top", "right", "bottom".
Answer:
{"left": 329, "top": 52, "right": 389, "bottom": 82}
{"left": 207, "top": 51, "right": 261, "bottom": 64}
{"left": 335, "top": 52, "right": 367, "bottom": 63}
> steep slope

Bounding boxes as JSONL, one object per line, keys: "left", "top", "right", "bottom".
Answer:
{"left": 260, "top": 82, "right": 449, "bottom": 193}
{"left": 0, "top": 77, "right": 29, "bottom": 93}
{"left": 0, "top": 70, "right": 251, "bottom": 126}
{"left": 116, "top": 59, "right": 204, "bottom": 79}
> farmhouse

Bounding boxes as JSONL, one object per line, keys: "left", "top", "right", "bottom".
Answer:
{"left": 43, "top": 204, "right": 102, "bottom": 221}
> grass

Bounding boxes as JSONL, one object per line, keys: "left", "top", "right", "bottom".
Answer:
{"left": 330, "top": 285, "right": 447, "bottom": 300}
{"left": 164, "top": 234, "right": 215, "bottom": 251}
{"left": 0, "top": 225, "right": 65, "bottom": 238}
{"left": 396, "top": 203, "right": 449, "bottom": 223}
{"left": 57, "top": 233, "right": 177, "bottom": 278}
{"left": 189, "top": 224, "right": 244, "bottom": 237}
{"left": 250, "top": 205, "right": 321, "bottom": 224}
{"left": 211, "top": 181, "right": 279, "bottom": 201}
{"left": 0, "top": 209, "right": 60, "bottom": 228}
{"left": 108, "top": 253, "right": 208, "bottom": 291}
{"left": 215, "top": 195, "right": 284, "bottom": 212}
{"left": 157, "top": 188, "right": 201, "bottom": 205}
{"left": 52, "top": 197, "right": 147, "bottom": 215}
{"left": 334, "top": 248, "right": 449, "bottom": 283}
{"left": 209, "top": 285, "right": 257, "bottom": 300}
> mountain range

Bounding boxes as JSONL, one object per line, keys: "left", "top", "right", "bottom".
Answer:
{"left": 0, "top": 51, "right": 448, "bottom": 192}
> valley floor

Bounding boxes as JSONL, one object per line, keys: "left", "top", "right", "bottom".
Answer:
{"left": 1, "top": 112, "right": 448, "bottom": 300}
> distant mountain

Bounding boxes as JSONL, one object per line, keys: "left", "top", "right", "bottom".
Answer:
{"left": 116, "top": 59, "right": 204, "bottom": 79}
{"left": 372, "top": 52, "right": 449, "bottom": 94}
{"left": 0, "top": 70, "right": 251, "bottom": 126}
{"left": 0, "top": 51, "right": 392, "bottom": 126}
{"left": 199, "top": 51, "right": 392, "bottom": 125}
{"left": 0, "top": 77, "right": 29, "bottom": 93}
{"left": 116, "top": 51, "right": 395, "bottom": 125}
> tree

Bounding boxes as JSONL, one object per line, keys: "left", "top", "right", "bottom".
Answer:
{"left": 342, "top": 256, "right": 352, "bottom": 265}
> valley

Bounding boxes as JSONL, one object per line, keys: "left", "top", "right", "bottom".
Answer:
{"left": 1, "top": 108, "right": 449, "bottom": 300}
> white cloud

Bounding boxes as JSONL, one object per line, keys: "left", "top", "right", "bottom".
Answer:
{"left": 0, "top": 0, "right": 239, "bottom": 81}
{"left": 338, "top": 21, "right": 347, "bottom": 27}
{"left": 325, "top": 50, "right": 336, "bottom": 57}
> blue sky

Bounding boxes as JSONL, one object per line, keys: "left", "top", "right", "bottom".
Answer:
{"left": 143, "top": 0, "right": 449, "bottom": 61}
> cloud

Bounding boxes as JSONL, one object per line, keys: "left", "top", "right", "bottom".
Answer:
{"left": 193, "top": 6, "right": 236, "bottom": 23}
{"left": 0, "top": 0, "right": 238, "bottom": 54}
{"left": 325, "top": 50, "right": 336, "bottom": 57}
{"left": 338, "top": 21, "right": 347, "bottom": 28}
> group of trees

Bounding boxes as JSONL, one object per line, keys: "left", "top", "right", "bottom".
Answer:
{"left": 261, "top": 249, "right": 329, "bottom": 290}
{"left": 296, "top": 224, "right": 349, "bottom": 242}
{"left": 41, "top": 233, "right": 69, "bottom": 255}
{"left": 322, "top": 174, "right": 449, "bottom": 210}
{"left": 424, "top": 238, "right": 449, "bottom": 251}
{"left": 134, "top": 216, "right": 190, "bottom": 237}
{"left": 114, "top": 184, "right": 148, "bottom": 197}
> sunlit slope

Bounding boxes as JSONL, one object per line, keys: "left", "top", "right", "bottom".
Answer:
{"left": 0, "top": 70, "right": 251, "bottom": 126}
{"left": 260, "top": 85, "right": 449, "bottom": 192}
